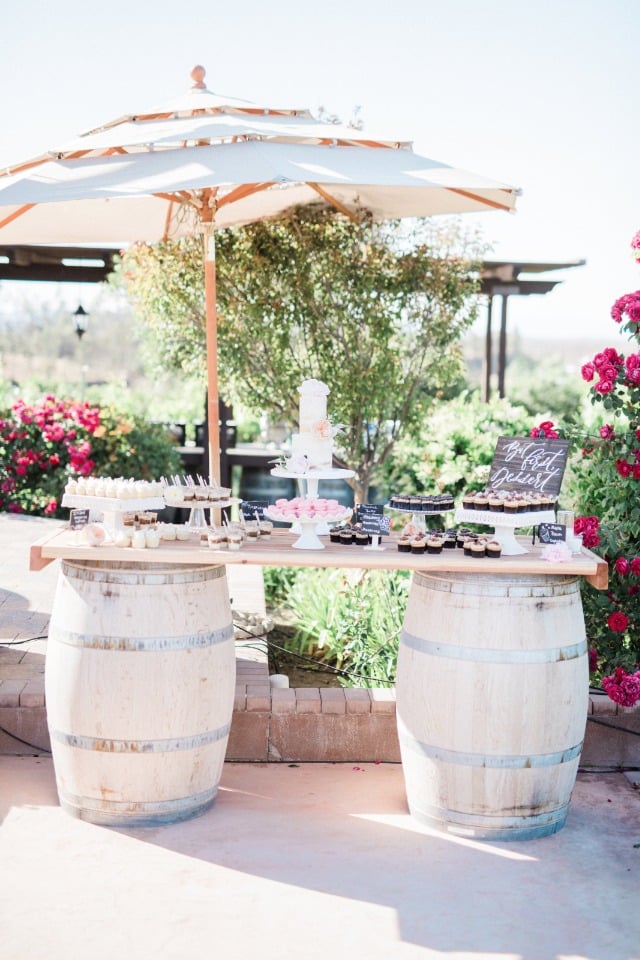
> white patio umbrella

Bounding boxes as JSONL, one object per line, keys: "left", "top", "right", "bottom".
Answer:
{"left": 0, "top": 65, "right": 519, "bottom": 478}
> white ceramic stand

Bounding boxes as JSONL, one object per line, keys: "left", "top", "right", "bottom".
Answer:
{"left": 290, "top": 519, "right": 326, "bottom": 550}
{"left": 454, "top": 508, "right": 556, "bottom": 556}
{"left": 270, "top": 467, "right": 354, "bottom": 534}
{"left": 363, "top": 534, "right": 385, "bottom": 552}
{"left": 61, "top": 494, "right": 165, "bottom": 533}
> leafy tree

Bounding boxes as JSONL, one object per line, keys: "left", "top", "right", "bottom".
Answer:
{"left": 116, "top": 207, "right": 484, "bottom": 501}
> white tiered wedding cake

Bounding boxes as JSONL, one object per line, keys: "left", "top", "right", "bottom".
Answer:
{"left": 290, "top": 379, "right": 334, "bottom": 470}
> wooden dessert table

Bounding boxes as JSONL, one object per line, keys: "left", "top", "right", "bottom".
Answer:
{"left": 31, "top": 526, "right": 607, "bottom": 839}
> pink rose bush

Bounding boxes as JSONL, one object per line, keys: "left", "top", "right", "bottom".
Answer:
{"left": 571, "top": 231, "right": 640, "bottom": 704}
{"left": 0, "top": 394, "right": 182, "bottom": 518}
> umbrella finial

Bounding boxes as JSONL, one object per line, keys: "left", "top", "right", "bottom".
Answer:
{"left": 190, "top": 65, "right": 207, "bottom": 90}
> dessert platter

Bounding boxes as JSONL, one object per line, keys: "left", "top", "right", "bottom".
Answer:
{"left": 454, "top": 488, "right": 557, "bottom": 555}
{"left": 386, "top": 492, "right": 455, "bottom": 532}
{"left": 162, "top": 478, "right": 241, "bottom": 529}
{"left": 61, "top": 477, "right": 165, "bottom": 531}
{"left": 266, "top": 497, "right": 352, "bottom": 550}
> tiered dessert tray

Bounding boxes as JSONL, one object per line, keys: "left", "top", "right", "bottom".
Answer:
{"left": 265, "top": 505, "right": 352, "bottom": 550}
{"left": 270, "top": 467, "right": 355, "bottom": 534}
{"left": 454, "top": 507, "right": 556, "bottom": 555}
{"left": 61, "top": 493, "right": 165, "bottom": 531}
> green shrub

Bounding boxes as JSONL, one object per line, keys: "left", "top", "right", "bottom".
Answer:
{"left": 0, "top": 394, "right": 182, "bottom": 518}
{"left": 380, "top": 389, "right": 533, "bottom": 499}
{"left": 281, "top": 567, "right": 410, "bottom": 687}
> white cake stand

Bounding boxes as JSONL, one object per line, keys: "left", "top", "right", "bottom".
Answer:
{"left": 265, "top": 506, "right": 352, "bottom": 549}
{"left": 270, "top": 467, "right": 354, "bottom": 534}
{"left": 454, "top": 508, "right": 556, "bottom": 556}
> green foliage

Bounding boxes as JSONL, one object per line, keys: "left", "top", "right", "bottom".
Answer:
{"left": 507, "top": 355, "right": 588, "bottom": 428}
{"left": 262, "top": 565, "right": 303, "bottom": 608}
{"left": 282, "top": 567, "right": 410, "bottom": 687}
{"left": 117, "top": 208, "right": 486, "bottom": 500}
{"left": 381, "top": 389, "right": 533, "bottom": 499}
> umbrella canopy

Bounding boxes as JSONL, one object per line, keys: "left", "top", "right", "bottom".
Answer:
{"left": 0, "top": 65, "right": 520, "bottom": 478}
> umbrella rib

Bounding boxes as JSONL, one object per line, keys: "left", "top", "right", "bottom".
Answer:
{"left": 0, "top": 204, "right": 36, "bottom": 229}
{"left": 216, "top": 182, "right": 273, "bottom": 208}
{"left": 308, "top": 183, "right": 360, "bottom": 222}
{"left": 447, "top": 187, "right": 514, "bottom": 212}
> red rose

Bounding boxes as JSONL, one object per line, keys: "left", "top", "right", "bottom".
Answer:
{"left": 616, "top": 459, "right": 632, "bottom": 477}
{"left": 607, "top": 611, "right": 629, "bottom": 633}
{"left": 599, "top": 424, "right": 615, "bottom": 439}
{"left": 595, "top": 379, "right": 615, "bottom": 394}
{"left": 630, "top": 558, "right": 640, "bottom": 576}
{"left": 615, "top": 557, "right": 630, "bottom": 575}
{"left": 581, "top": 363, "right": 596, "bottom": 382}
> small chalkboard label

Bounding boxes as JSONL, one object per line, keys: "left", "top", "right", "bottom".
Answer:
{"left": 69, "top": 508, "right": 90, "bottom": 530}
{"left": 488, "top": 436, "right": 569, "bottom": 498}
{"left": 355, "top": 504, "right": 391, "bottom": 535}
{"left": 241, "top": 500, "right": 268, "bottom": 520}
{"left": 538, "top": 522, "right": 566, "bottom": 544}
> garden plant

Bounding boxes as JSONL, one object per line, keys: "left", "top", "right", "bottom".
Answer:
{"left": 569, "top": 231, "right": 640, "bottom": 706}
{"left": 0, "top": 394, "right": 182, "bottom": 518}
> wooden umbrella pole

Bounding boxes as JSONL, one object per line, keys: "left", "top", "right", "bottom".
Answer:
{"left": 202, "top": 209, "right": 221, "bottom": 485}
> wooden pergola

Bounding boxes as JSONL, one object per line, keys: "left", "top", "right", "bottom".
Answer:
{"left": 0, "top": 244, "right": 116, "bottom": 283}
{"left": 480, "top": 259, "right": 585, "bottom": 400}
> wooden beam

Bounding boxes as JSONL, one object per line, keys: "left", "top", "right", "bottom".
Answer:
{"left": 308, "top": 183, "right": 360, "bottom": 222}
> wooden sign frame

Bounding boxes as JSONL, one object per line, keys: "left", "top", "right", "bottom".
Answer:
{"left": 488, "top": 436, "right": 570, "bottom": 498}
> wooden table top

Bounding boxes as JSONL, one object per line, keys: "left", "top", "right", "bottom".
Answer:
{"left": 30, "top": 526, "right": 608, "bottom": 590}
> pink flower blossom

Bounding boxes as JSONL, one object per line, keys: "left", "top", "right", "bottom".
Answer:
{"left": 616, "top": 459, "right": 632, "bottom": 477}
{"left": 602, "top": 668, "right": 640, "bottom": 707}
{"left": 615, "top": 557, "right": 630, "bottom": 575}
{"left": 630, "top": 558, "right": 640, "bottom": 576}
{"left": 589, "top": 648, "right": 599, "bottom": 673}
{"left": 529, "top": 420, "right": 559, "bottom": 439}
{"left": 581, "top": 362, "right": 596, "bottom": 382}
{"left": 595, "top": 379, "right": 615, "bottom": 394}
{"left": 541, "top": 542, "right": 572, "bottom": 562}
{"left": 599, "top": 424, "right": 615, "bottom": 439}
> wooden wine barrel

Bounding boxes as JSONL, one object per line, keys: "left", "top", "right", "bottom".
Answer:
{"left": 396, "top": 570, "right": 588, "bottom": 841}
{"left": 45, "top": 560, "right": 235, "bottom": 826}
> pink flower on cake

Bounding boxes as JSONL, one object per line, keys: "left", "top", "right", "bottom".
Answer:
{"left": 310, "top": 419, "right": 332, "bottom": 439}
{"left": 283, "top": 454, "right": 311, "bottom": 474}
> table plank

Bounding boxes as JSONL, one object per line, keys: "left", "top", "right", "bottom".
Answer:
{"left": 30, "top": 527, "right": 608, "bottom": 587}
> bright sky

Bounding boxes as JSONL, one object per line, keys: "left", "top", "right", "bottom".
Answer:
{"left": 1, "top": 0, "right": 638, "bottom": 343}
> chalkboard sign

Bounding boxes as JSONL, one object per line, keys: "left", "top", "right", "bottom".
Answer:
{"left": 355, "top": 504, "right": 391, "bottom": 536}
{"left": 241, "top": 500, "right": 268, "bottom": 520}
{"left": 538, "top": 522, "right": 566, "bottom": 544}
{"left": 69, "top": 508, "right": 90, "bottom": 530}
{"left": 488, "top": 436, "right": 569, "bottom": 498}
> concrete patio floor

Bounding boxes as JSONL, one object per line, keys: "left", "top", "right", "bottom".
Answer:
{"left": 1, "top": 757, "right": 639, "bottom": 960}
{"left": 1, "top": 515, "right": 640, "bottom": 959}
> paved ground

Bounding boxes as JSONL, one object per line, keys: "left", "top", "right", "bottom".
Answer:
{"left": 1, "top": 758, "right": 639, "bottom": 960}
{"left": 1, "top": 515, "right": 640, "bottom": 959}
